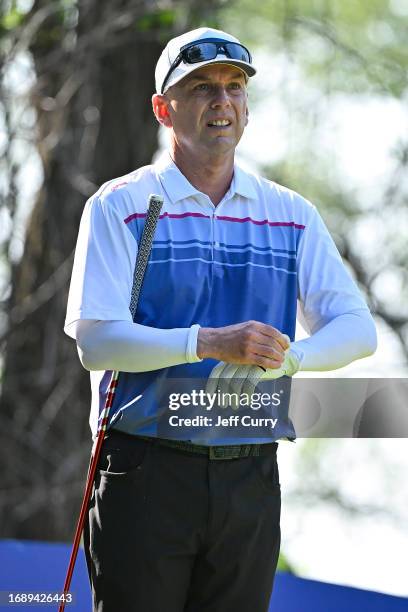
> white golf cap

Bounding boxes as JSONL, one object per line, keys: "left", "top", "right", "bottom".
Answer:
{"left": 155, "top": 27, "right": 256, "bottom": 94}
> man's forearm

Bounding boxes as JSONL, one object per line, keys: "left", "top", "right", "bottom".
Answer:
{"left": 291, "top": 309, "right": 377, "bottom": 371}
{"left": 75, "top": 309, "right": 376, "bottom": 375}
{"left": 76, "top": 319, "right": 201, "bottom": 372}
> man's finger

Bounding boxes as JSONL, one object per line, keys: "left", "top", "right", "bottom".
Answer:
{"left": 252, "top": 341, "right": 285, "bottom": 363}
{"left": 252, "top": 324, "right": 291, "bottom": 351}
{"left": 250, "top": 354, "right": 286, "bottom": 370}
{"left": 282, "top": 334, "right": 291, "bottom": 350}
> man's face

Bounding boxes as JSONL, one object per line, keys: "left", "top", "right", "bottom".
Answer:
{"left": 160, "top": 64, "right": 249, "bottom": 158}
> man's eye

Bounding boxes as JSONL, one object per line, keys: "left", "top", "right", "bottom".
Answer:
{"left": 194, "top": 83, "right": 209, "bottom": 91}
{"left": 229, "top": 82, "right": 242, "bottom": 89}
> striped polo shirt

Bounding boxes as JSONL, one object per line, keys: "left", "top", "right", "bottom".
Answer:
{"left": 65, "top": 151, "right": 369, "bottom": 443}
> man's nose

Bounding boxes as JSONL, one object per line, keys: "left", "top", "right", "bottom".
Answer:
{"left": 210, "top": 86, "right": 232, "bottom": 108}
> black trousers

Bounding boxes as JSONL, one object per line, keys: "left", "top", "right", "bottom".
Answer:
{"left": 84, "top": 431, "right": 281, "bottom": 612}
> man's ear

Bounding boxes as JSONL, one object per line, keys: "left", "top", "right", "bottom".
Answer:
{"left": 152, "top": 94, "right": 172, "bottom": 127}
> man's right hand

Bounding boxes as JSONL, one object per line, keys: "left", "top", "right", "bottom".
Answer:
{"left": 197, "top": 321, "right": 290, "bottom": 370}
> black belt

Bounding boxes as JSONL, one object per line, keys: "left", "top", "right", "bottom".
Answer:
{"left": 137, "top": 435, "right": 278, "bottom": 461}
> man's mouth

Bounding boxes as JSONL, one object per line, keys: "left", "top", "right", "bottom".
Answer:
{"left": 207, "top": 119, "right": 232, "bottom": 127}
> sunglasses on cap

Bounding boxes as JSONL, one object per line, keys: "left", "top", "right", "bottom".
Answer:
{"left": 161, "top": 38, "right": 252, "bottom": 94}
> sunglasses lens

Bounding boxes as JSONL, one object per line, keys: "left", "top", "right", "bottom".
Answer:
{"left": 225, "top": 43, "right": 251, "bottom": 62}
{"left": 185, "top": 43, "right": 218, "bottom": 63}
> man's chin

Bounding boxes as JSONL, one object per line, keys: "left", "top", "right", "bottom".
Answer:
{"left": 203, "top": 136, "right": 237, "bottom": 155}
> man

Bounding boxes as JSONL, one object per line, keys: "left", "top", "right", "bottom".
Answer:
{"left": 64, "top": 27, "right": 377, "bottom": 612}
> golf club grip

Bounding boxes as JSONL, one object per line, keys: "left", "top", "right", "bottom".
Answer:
{"left": 129, "top": 194, "right": 164, "bottom": 318}
{"left": 58, "top": 193, "right": 164, "bottom": 612}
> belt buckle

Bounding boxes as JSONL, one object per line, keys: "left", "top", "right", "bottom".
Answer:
{"left": 209, "top": 445, "right": 250, "bottom": 460}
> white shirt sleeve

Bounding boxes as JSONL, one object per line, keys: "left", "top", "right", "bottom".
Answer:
{"left": 291, "top": 311, "right": 377, "bottom": 371}
{"left": 297, "top": 206, "right": 371, "bottom": 331}
{"left": 76, "top": 320, "right": 202, "bottom": 372}
{"left": 64, "top": 194, "right": 136, "bottom": 338}
{"left": 293, "top": 206, "right": 377, "bottom": 370}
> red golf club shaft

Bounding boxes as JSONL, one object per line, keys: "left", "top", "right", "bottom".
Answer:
{"left": 58, "top": 373, "right": 119, "bottom": 612}
{"left": 58, "top": 429, "right": 104, "bottom": 612}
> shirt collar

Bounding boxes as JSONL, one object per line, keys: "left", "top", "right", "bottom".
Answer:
{"left": 231, "top": 161, "right": 258, "bottom": 200}
{"left": 154, "top": 151, "right": 200, "bottom": 204}
{"left": 154, "top": 150, "right": 257, "bottom": 204}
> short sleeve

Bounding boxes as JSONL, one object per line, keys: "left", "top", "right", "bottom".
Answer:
{"left": 64, "top": 195, "right": 137, "bottom": 339}
{"left": 297, "top": 206, "right": 370, "bottom": 334}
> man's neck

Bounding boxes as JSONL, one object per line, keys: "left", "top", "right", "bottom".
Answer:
{"left": 170, "top": 146, "right": 234, "bottom": 206}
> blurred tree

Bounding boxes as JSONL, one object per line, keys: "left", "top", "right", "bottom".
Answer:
{"left": 0, "top": 0, "right": 221, "bottom": 540}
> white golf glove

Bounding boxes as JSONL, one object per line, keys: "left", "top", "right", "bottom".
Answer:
{"left": 205, "top": 349, "right": 300, "bottom": 409}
